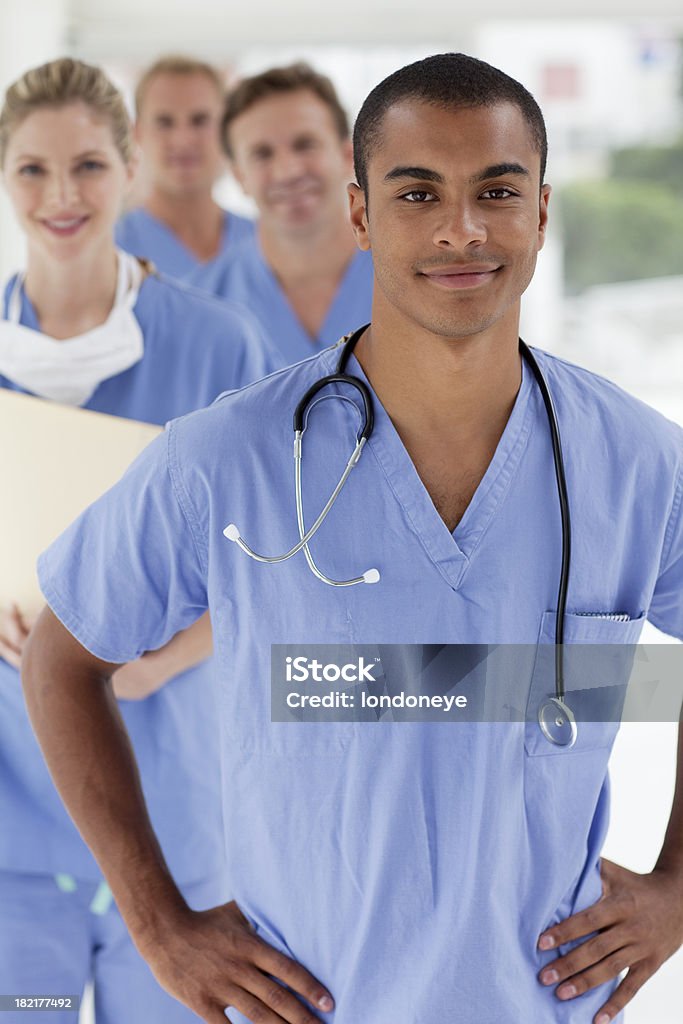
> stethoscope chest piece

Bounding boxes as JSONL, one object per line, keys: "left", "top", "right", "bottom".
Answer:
{"left": 537, "top": 696, "right": 577, "bottom": 749}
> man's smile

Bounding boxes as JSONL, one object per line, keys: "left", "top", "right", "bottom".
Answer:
{"left": 418, "top": 262, "right": 502, "bottom": 289}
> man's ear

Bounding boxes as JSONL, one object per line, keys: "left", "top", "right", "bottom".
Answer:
{"left": 537, "top": 183, "right": 551, "bottom": 252}
{"left": 348, "top": 182, "right": 370, "bottom": 251}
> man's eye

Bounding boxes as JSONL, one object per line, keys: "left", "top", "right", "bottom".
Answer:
{"left": 481, "top": 187, "right": 517, "bottom": 199}
{"left": 78, "top": 160, "right": 106, "bottom": 172}
{"left": 18, "top": 164, "right": 43, "bottom": 177}
{"left": 401, "top": 190, "right": 435, "bottom": 203}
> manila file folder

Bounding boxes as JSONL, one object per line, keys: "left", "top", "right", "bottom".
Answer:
{"left": 0, "top": 390, "right": 161, "bottom": 616}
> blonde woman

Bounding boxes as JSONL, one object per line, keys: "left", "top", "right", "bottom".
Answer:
{"left": 0, "top": 59, "right": 273, "bottom": 1022}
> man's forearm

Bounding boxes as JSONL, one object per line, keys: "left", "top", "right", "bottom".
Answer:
{"left": 21, "top": 607, "right": 187, "bottom": 948}
{"left": 22, "top": 609, "right": 334, "bottom": 1024}
{"left": 112, "top": 610, "right": 213, "bottom": 699}
{"left": 654, "top": 714, "right": 683, "bottom": 881}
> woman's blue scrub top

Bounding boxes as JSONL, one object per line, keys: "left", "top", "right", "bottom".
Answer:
{"left": 39, "top": 346, "right": 683, "bottom": 1021}
{"left": 116, "top": 206, "right": 255, "bottom": 285}
{"left": 194, "top": 233, "right": 374, "bottom": 368}
{"left": 0, "top": 272, "right": 274, "bottom": 884}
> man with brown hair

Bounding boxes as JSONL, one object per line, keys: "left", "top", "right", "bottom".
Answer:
{"left": 196, "top": 62, "right": 373, "bottom": 368}
{"left": 116, "top": 55, "right": 254, "bottom": 282}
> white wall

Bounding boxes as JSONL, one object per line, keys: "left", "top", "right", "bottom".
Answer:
{"left": 69, "top": 0, "right": 683, "bottom": 57}
{"left": 0, "top": 0, "right": 69, "bottom": 280}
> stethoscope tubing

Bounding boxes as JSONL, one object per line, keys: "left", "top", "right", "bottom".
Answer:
{"left": 334, "top": 324, "right": 574, "bottom": 728}
{"left": 226, "top": 323, "right": 575, "bottom": 744}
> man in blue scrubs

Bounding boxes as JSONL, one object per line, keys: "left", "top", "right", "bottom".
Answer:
{"left": 24, "top": 54, "right": 683, "bottom": 1024}
{"left": 195, "top": 63, "right": 373, "bottom": 368}
{"left": 116, "top": 56, "right": 254, "bottom": 283}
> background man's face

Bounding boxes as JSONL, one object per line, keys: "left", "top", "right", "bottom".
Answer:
{"left": 135, "top": 72, "right": 224, "bottom": 196}
{"left": 350, "top": 100, "right": 550, "bottom": 340}
{"left": 229, "top": 88, "right": 353, "bottom": 235}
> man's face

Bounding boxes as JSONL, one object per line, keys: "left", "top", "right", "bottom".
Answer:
{"left": 349, "top": 101, "right": 550, "bottom": 340}
{"left": 229, "top": 89, "right": 353, "bottom": 234}
{"left": 135, "top": 72, "right": 224, "bottom": 196}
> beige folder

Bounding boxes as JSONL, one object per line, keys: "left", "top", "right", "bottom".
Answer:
{"left": 0, "top": 390, "right": 161, "bottom": 617}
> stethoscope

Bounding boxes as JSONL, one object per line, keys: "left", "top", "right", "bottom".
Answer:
{"left": 224, "top": 324, "right": 577, "bottom": 748}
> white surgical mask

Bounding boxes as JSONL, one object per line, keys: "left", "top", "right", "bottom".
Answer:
{"left": 0, "top": 249, "right": 144, "bottom": 406}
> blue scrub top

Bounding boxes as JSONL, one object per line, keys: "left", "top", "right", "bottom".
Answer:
{"left": 115, "top": 206, "right": 255, "bottom": 285}
{"left": 194, "top": 233, "right": 374, "bottom": 368}
{"left": 39, "top": 346, "right": 683, "bottom": 1021}
{"left": 0, "top": 271, "right": 275, "bottom": 884}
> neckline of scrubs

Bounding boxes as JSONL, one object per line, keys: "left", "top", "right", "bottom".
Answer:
{"left": 3, "top": 272, "right": 152, "bottom": 331}
{"left": 136, "top": 207, "right": 232, "bottom": 269}
{"left": 253, "top": 234, "right": 369, "bottom": 349}
{"left": 320, "top": 344, "right": 536, "bottom": 590}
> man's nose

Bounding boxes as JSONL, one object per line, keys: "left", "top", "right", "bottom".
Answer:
{"left": 270, "top": 148, "right": 307, "bottom": 182}
{"left": 432, "top": 199, "right": 487, "bottom": 249}
{"left": 168, "top": 123, "right": 197, "bottom": 149}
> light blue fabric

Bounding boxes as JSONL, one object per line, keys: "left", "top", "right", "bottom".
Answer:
{"left": 38, "top": 346, "right": 683, "bottom": 1022}
{"left": 116, "top": 206, "right": 255, "bottom": 285}
{"left": 194, "top": 233, "right": 374, "bottom": 368}
{"left": 0, "top": 869, "right": 219, "bottom": 1023}
{"left": 0, "top": 270, "right": 276, "bottom": 883}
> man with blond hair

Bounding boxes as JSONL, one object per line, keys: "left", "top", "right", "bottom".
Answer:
{"left": 116, "top": 55, "right": 254, "bottom": 282}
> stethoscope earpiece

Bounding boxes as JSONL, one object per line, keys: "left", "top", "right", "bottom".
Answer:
{"left": 224, "top": 326, "right": 378, "bottom": 587}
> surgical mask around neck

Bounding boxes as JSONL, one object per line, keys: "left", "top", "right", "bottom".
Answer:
{"left": 0, "top": 249, "right": 144, "bottom": 406}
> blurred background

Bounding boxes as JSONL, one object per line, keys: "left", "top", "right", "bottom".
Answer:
{"left": 1, "top": 1, "right": 681, "bottom": 1020}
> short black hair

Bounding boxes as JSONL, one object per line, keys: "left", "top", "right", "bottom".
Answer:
{"left": 353, "top": 53, "right": 547, "bottom": 194}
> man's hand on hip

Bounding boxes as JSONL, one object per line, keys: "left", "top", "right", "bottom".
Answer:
{"left": 141, "top": 900, "right": 334, "bottom": 1024}
{"left": 537, "top": 858, "right": 683, "bottom": 1024}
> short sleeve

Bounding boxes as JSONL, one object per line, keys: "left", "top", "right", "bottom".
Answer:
{"left": 648, "top": 464, "right": 683, "bottom": 640}
{"left": 37, "top": 424, "right": 208, "bottom": 663}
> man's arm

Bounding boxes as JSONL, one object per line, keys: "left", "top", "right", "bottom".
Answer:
{"left": 536, "top": 715, "right": 683, "bottom": 1024}
{"left": 22, "top": 607, "right": 334, "bottom": 1024}
{"left": 2, "top": 603, "right": 212, "bottom": 700}
{"left": 112, "top": 610, "right": 213, "bottom": 699}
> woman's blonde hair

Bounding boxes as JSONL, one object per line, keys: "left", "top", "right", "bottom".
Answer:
{"left": 0, "top": 57, "right": 133, "bottom": 166}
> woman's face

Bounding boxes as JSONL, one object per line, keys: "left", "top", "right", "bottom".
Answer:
{"left": 2, "top": 101, "right": 133, "bottom": 261}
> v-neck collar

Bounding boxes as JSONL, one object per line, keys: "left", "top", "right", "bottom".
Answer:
{"left": 138, "top": 208, "right": 230, "bottom": 271}
{"left": 252, "top": 237, "right": 367, "bottom": 350}
{"left": 320, "top": 343, "right": 535, "bottom": 590}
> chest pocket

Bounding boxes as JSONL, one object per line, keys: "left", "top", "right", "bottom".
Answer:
{"left": 524, "top": 610, "right": 645, "bottom": 756}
